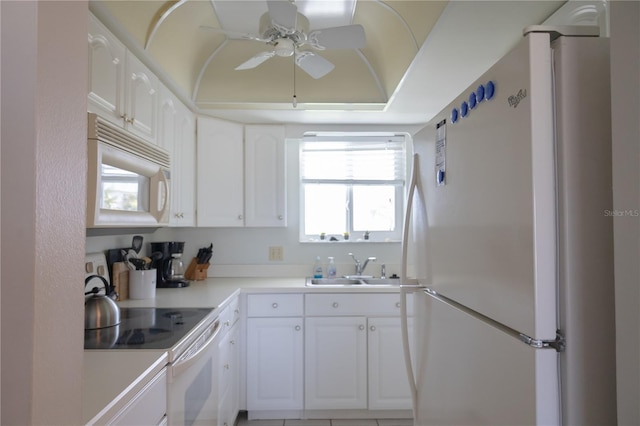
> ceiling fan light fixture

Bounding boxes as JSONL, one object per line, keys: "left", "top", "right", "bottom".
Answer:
{"left": 274, "top": 38, "right": 295, "bottom": 57}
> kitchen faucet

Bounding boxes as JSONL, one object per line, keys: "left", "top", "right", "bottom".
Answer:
{"left": 348, "top": 253, "right": 377, "bottom": 276}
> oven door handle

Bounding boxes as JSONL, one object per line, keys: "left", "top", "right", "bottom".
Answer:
{"left": 171, "top": 319, "right": 221, "bottom": 379}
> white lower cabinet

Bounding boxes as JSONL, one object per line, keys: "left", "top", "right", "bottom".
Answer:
{"left": 304, "top": 293, "right": 414, "bottom": 412}
{"left": 305, "top": 316, "right": 368, "bottom": 409}
{"left": 216, "top": 296, "right": 241, "bottom": 426}
{"left": 244, "top": 291, "right": 412, "bottom": 417}
{"left": 110, "top": 368, "right": 167, "bottom": 425}
{"left": 367, "top": 316, "right": 413, "bottom": 410}
{"left": 247, "top": 317, "right": 304, "bottom": 410}
{"left": 218, "top": 323, "right": 240, "bottom": 426}
{"left": 246, "top": 294, "right": 304, "bottom": 414}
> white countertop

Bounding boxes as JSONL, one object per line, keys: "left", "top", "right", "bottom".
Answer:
{"left": 83, "top": 350, "right": 167, "bottom": 424}
{"left": 83, "top": 277, "right": 401, "bottom": 424}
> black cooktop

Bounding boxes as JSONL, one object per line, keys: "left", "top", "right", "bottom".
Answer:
{"left": 84, "top": 307, "right": 213, "bottom": 350}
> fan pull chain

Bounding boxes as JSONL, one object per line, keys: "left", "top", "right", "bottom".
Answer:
{"left": 292, "top": 52, "right": 297, "bottom": 108}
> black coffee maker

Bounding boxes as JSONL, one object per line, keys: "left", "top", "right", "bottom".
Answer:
{"left": 150, "top": 241, "right": 189, "bottom": 288}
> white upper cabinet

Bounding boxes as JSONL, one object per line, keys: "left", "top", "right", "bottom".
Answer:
{"left": 158, "top": 84, "right": 195, "bottom": 226}
{"left": 88, "top": 14, "right": 125, "bottom": 125}
{"left": 88, "top": 13, "right": 158, "bottom": 144}
{"left": 124, "top": 51, "right": 158, "bottom": 143}
{"left": 197, "top": 117, "right": 245, "bottom": 227}
{"left": 244, "top": 125, "right": 287, "bottom": 227}
{"left": 197, "top": 118, "right": 286, "bottom": 228}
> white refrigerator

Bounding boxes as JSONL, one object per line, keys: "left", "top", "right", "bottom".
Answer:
{"left": 400, "top": 27, "right": 617, "bottom": 426}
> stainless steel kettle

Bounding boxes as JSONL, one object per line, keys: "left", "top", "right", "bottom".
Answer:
{"left": 84, "top": 274, "right": 121, "bottom": 329}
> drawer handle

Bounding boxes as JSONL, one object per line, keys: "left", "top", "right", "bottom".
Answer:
{"left": 332, "top": 302, "right": 339, "bottom": 308}
{"left": 396, "top": 302, "right": 401, "bottom": 308}
{"left": 359, "top": 325, "right": 365, "bottom": 331}
{"left": 370, "top": 325, "right": 376, "bottom": 331}
{"left": 295, "top": 325, "right": 301, "bottom": 331}
{"left": 272, "top": 302, "right": 279, "bottom": 309}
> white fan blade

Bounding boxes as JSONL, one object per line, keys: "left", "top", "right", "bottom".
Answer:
{"left": 235, "top": 51, "right": 276, "bottom": 70}
{"left": 296, "top": 51, "right": 335, "bottom": 79}
{"left": 307, "top": 24, "right": 366, "bottom": 50}
{"left": 199, "top": 26, "right": 267, "bottom": 42}
{"left": 267, "top": 0, "right": 298, "bottom": 33}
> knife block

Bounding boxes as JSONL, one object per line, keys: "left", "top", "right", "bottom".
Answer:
{"left": 185, "top": 258, "right": 210, "bottom": 281}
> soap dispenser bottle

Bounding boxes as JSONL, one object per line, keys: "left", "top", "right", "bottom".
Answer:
{"left": 327, "top": 257, "right": 337, "bottom": 278}
{"left": 313, "top": 256, "right": 323, "bottom": 278}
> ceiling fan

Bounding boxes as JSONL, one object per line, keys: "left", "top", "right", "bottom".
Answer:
{"left": 204, "top": 0, "right": 366, "bottom": 79}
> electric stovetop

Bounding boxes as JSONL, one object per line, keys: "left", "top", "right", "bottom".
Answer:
{"left": 84, "top": 307, "right": 213, "bottom": 350}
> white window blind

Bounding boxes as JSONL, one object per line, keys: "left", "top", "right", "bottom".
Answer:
{"left": 300, "top": 135, "right": 406, "bottom": 184}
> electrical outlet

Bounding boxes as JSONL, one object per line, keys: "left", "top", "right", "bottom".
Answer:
{"left": 269, "top": 246, "right": 284, "bottom": 261}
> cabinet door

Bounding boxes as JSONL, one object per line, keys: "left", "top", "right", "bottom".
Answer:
{"left": 196, "top": 117, "right": 244, "bottom": 227}
{"left": 218, "top": 324, "right": 240, "bottom": 426}
{"left": 305, "top": 316, "right": 367, "bottom": 409}
{"left": 247, "top": 317, "right": 304, "bottom": 411}
{"left": 159, "top": 85, "right": 195, "bottom": 226}
{"left": 125, "top": 51, "right": 158, "bottom": 143}
{"left": 244, "top": 125, "right": 287, "bottom": 227}
{"left": 368, "top": 316, "right": 413, "bottom": 410}
{"left": 87, "top": 14, "right": 125, "bottom": 127}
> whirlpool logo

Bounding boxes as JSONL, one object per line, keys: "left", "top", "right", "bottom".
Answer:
{"left": 508, "top": 89, "right": 527, "bottom": 108}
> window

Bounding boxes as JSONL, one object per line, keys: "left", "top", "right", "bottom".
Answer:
{"left": 300, "top": 133, "right": 407, "bottom": 242}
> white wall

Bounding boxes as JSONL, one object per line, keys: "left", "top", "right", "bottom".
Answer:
{"left": 0, "top": 2, "right": 87, "bottom": 424}
{"left": 610, "top": 1, "right": 640, "bottom": 424}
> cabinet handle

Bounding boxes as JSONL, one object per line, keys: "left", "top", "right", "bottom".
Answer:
{"left": 234, "top": 309, "right": 240, "bottom": 314}
{"left": 238, "top": 214, "right": 243, "bottom": 220}
{"left": 370, "top": 325, "right": 376, "bottom": 331}
{"left": 396, "top": 302, "right": 401, "bottom": 308}
{"left": 224, "top": 364, "right": 230, "bottom": 370}
{"left": 295, "top": 325, "right": 301, "bottom": 331}
{"left": 224, "top": 320, "right": 230, "bottom": 327}
{"left": 332, "top": 302, "right": 339, "bottom": 308}
{"left": 359, "top": 325, "right": 365, "bottom": 331}
{"left": 272, "top": 302, "right": 278, "bottom": 309}
{"left": 230, "top": 340, "right": 235, "bottom": 345}
{"left": 278, "top": 215, "right": 283, "bottom": 220}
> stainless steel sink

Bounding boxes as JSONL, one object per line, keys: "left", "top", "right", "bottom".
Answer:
{"left": 305, "top": 277, "right": 400, "bottom": 287}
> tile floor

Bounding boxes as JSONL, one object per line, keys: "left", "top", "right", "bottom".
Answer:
{"left": 236, "top": 416, "right": 414, "bottom": 426}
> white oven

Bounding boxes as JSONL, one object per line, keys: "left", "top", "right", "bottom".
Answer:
{"left": 167, "top": 315, "right": 222, "bottom": 426}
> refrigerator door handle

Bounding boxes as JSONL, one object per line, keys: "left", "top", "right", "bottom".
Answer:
{"left": 401, "top": 153, "right": 420, "bottom": 280}
{"left": 400, "top": 153, "right": 422, "bottom": 418}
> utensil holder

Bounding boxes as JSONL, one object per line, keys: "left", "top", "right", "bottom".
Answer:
{"left": 185, "top": 258, "right": 210, "bottom": 281}
{"left": 129, "top": 269, "right": 157, "bottom": 299}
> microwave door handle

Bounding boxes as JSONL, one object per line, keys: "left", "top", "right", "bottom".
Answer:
{"left": 158, "top": 170, "right": 169, "bottom": 218}
{"left": 150, "top": 169, "right": 169, "bottom": 222}
{"left": 170, "top": 320, "right": 221, "bottom": 380}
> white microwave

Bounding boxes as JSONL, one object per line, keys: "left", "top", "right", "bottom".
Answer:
{"left": 87, "top": 113, "right": 171, "bottom": 228}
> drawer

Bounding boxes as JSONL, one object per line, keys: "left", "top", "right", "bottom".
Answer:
{"left": 305, "top": 293, "right": 404, "bottom": 316}
{"left": 247, "top": 293, "right": 304, "bottom": 317}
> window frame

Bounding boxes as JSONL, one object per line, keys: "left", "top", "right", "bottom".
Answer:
{"left": 299, "top": 133, "right": 408, "bottom": 243}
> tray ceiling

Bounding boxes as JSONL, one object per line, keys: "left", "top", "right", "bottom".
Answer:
{"left": 90, "top": 0, "right": 566, "bottom": 124}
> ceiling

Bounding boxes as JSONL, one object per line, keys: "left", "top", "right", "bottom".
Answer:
{"left": 90, "top": 0, "right": 566, "bottom": 125}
